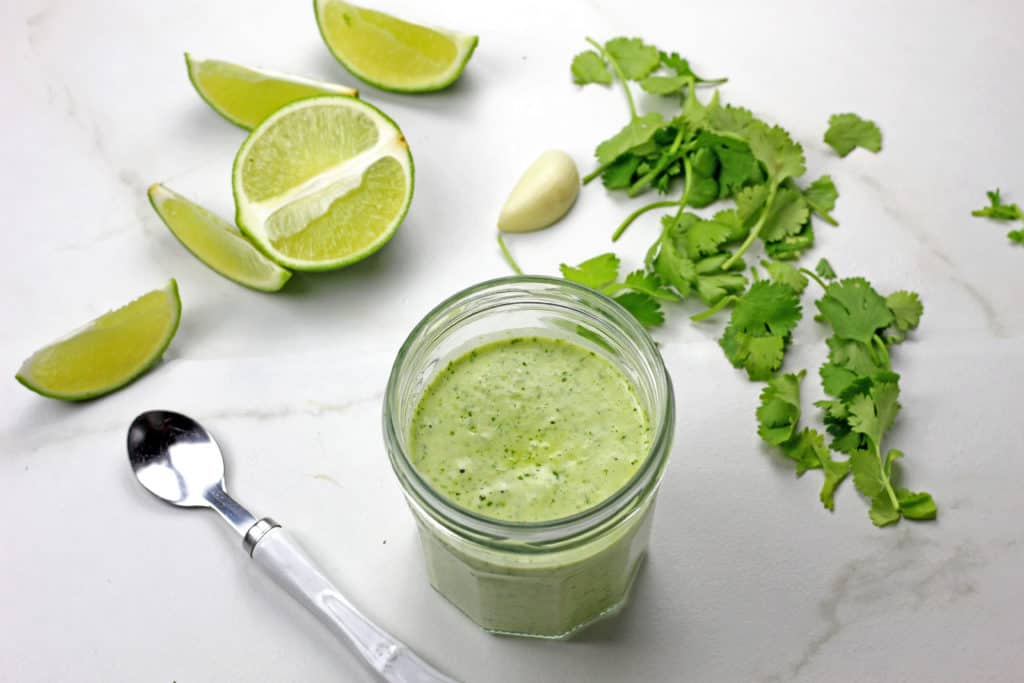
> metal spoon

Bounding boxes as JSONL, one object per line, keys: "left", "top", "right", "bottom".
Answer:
{"left": 127, "top": 410, "right": 457, "bottom": 683}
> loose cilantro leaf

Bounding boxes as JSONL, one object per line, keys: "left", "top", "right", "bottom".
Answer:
{"left": 595, "top": 113, "right": 665, "bottom": 164}
{"left": 560, "top": 253, "right": 620, "bottom": 289}
{"left": 824, "top": 113, "right": 882, "bottom": 157}
{"left": 604, "top": 37, "right": 661, "bottom": 80}
{"left": 815, "top": 258, "right": 837, "bottom": 281}
{"left": 756, "top": 370, "right": 804, "bottom": 445}
{"left": 1010, "top": 229, "right": 1024, "bottom": 244}
{"left": 571, "top": 50, "right": 612, "bottom": 85}
{"left": 815, "top": 278, "right": 894, "bottom": 345}
{"left": 614, "top": 291, "right": 664, "bottom": 327}
{"left": 762, "top": 260, "right": 808, "bottom": 293}
{"left": 971, "top": 188, "right": 1023, "bottom": 222}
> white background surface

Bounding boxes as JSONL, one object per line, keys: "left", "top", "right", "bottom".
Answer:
{"left": 3, "top": 1, "right": 1023, "bottom": 681}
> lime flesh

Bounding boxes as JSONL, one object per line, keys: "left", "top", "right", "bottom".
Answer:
{"left": 233, "top": 95, "right": 413, "bottom": 271}
{"left": 16, "top": 281, "right": 182, "bottom": 401}
{"left": 185, "top": 53, "right": 358, "bottom": 129}
{"left": 314, "top": 0, "right": 478, "bottom": 93}
{"left": 148, "top": 183, "right": 291, "bottom": 292}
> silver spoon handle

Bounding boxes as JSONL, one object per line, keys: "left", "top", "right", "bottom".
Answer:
{"left": 251, "top": 525, "right": 459, "bottom": 683}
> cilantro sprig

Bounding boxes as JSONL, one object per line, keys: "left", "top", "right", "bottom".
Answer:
{"left": 754, "top": 260, "right": 936, "bottom": 527}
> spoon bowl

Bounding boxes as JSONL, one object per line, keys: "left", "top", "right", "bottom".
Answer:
{"left": 127, "top": 410, "right": 226, "bottom": 507}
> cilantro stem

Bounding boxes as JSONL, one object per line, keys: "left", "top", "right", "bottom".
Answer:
{"left": 497, "top": 233, "right": 523, "bottom": 275}
{"left": 871, "top": 333, "right": 891, "bottom": 368}
{"left": 800, "top": 267, "right": 829, "bottom": 291}
{"left": 582, "top": 160, "right": 613, "bottom": 185}
{"left": 586, "top": 37, "right": 638, "bottom": 121}
{"left": 611, "top": 200, "right": 680, "bottom": 242}
{"left": 690, "top": 295, "right": 737, "bottom": 321}
{"left": 627, "top": 128, "right": 687, "bottom": 197}
{"left": 721, "top": 181, "right": 780, "bottom": 270}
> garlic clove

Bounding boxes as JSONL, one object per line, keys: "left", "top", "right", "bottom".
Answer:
{"left": 498, "top": 150, "right": 580, "bottom": 233}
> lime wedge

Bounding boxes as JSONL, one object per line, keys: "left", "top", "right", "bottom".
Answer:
{"left": 185, "top": 53, "right": 358, "bottom": 129}
{"left": 314, "top": 0, "right": 478, "bottom": 93}
{"left": 148, "top": 183, "right": 291, "bottom": 292}
{"left": 16, "top": 281, "right": 182, "bottom": 401}
{"left": 232, "top": 95, "right": 414, "bottom": 271}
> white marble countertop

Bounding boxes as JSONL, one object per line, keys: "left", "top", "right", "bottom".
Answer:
{"left": 3, "top": 1, "right": 1023, "bottom": 681}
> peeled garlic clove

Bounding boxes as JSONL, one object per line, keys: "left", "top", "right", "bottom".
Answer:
{"left": 498, "top": 150, "right": 580, "bottom": 233}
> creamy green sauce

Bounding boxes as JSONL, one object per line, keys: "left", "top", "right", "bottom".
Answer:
{"left": 409, "top": 336, "right": 650, "bottom": 522}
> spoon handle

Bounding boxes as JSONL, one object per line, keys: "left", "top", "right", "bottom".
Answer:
{"left": 251, "top": 526, "right": 459, "bottom": 683}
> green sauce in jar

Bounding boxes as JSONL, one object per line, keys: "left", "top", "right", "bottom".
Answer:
{"left": 409, "top": 336, "right": 650, "bottom": 522}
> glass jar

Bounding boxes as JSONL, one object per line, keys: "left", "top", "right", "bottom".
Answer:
{"left": 383, "top": 276, "right": 674, "bottom": 639}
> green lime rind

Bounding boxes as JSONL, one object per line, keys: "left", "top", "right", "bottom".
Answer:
{"left": 147, "top": 183, "right": 292, "bottom": 292}
{"left": 15, "top": 280, "right": 182, "bottom": 402}
{"left": 313, "top": 0, "right": 478, "bottom": 94}
{"left": 231, "top": 95, "right": 415, "bottom": 272}
{"left": 184, "top": 52, "right": 358, "bottom": 130}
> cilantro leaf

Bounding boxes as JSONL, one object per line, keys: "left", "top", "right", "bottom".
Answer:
{"left": 971, "top": 188, "right": 1023, "bottom": 222}
{"left": 756, "top": 370, "right": 805, "bottom": 445}
{"left": 600, "top": 154, "right": 642, "bottom": 189}
{"left": 730, "top": 281, "right": 803, "bottom": 337}
{"left": 850, "top": 447, "right": 888, "bottom": 499}
{"left": 683, "top": 215, "right": 734, "bottom": 258}
{"left": 826, "top": 337, "right": 884, "bottom": 376}
{"left": 785, "top": 429, "right": 850, "bottom": 510}
{"left": 746, "top": 122, "right": 807, "bottom": 183}
{"left": 815, "top": 258, "right": 837, "bottom": 281}
{"left": 1010, "top": 229, "right": 1024, "bottom": 244}
{"left": 660, "top": 51, "right": 726, "bottom": 84}
{"left": 639, "top": 74, "right": 690, "bottom": 95}
{"left": 824, "top": 113, "right": 882, "bottom": 157}
{"left": 760, "top": 186, "right": 810, "bottom": 242}
{"left": 896, "top": 489, "right": 937, "bottom": 521}
{"left": 802, "top": 175, "right": 839, "bottom": 225}
{"left": 846, "top": 382, "right": 901, "bottom": 448}
{"left": 604, "top": 37, "right": 660, "bottom": 80}
{"left": 715, "top": 144, "right": 761, "bottom": 198}
{"left": 764, "top": 223, "right": 814, "bottom": 260}
{"left": 614, "top": 291, "right": 664, "bottom": 327}
{"left": 709, "top": 209, "right": 748, "bottom": 242}
{"left": 815, "top": 278, "right": 894, "bottom": 345}
{"left": 869, "top": 490, "right": 901, "bottom": 526}
{"left": 720, "top": 330, "right": 786, "bottom": 381}
{"left": 736, "top": 184, "right": 769, "bottom": 224}
{"left": 883, "top": 290, "right": 923, "bottom": 344}
{"left": 762, "top": 260, "right": 808, "bottom": 294}
{"left": 622, "top": 270, "right": 680, "bottom": 301}
{"left": 695, "top": 272, "right": 748, "bottom": 306}
{"left": 571, "top": 50, "right": 612, "bottom": 85}
{"left": 595, "top": 113, "right": 665, "bottom": 164}
{"left": 560, "top": 253, "right": 620, "bottom": 289}
{"left": 686, "top": 174, "right": 720, "bottom": 208}
{"left": 720, "top": 281, "right": 802, "bottom": 379}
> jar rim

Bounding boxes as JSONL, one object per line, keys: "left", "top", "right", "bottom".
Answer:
{"left": 383, "top": 275, "right": 674, "bottom": 546}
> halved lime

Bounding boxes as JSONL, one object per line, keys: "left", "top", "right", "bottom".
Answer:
{"left": 314, "top": 0, "right": 478, "bottom": 93}
{"left": 185, "top": 53, "right": 358, "bottom": 129}
{"left": 232, "top": 95, "right": 414, "bottom": 271}
{"left": 148, "top": 183, "right": 291, "bottom": 292}
{"left": 16, "top": 281, "right": 182, "bottom": 401}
